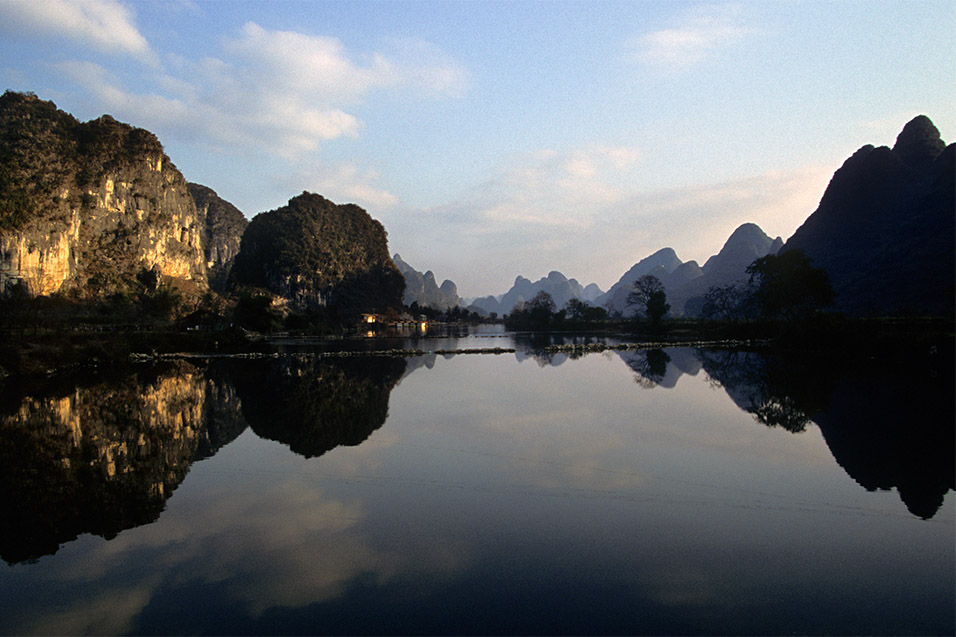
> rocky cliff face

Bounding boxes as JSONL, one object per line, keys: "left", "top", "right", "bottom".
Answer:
{"left": 392, "top": 253, "right": 460, "bottom": 310}
{"left": 230, "top": 191, "right": 404, "bottom": 315}
{"left": 0, "top": 91, "right": 206, "bottom": 298}
{"left": 784, "top": 115, "right": 955, "bottom": 315}
{"left": 188, "top": 183, "right": 247, "bottom": 293}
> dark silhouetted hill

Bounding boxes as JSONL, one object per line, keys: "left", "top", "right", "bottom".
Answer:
{"left": 600, "top": 224, "right": 782, "bottom": 317}
{"left": 783, "top": 115, "right": 955, "bottom": 316}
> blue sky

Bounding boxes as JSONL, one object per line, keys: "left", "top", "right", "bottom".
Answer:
{"left": 1, "top": 0, "right": 953, "bottom": 296}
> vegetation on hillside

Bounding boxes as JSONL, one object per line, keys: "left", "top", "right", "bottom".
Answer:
{"left": 230, "top": 192, "right": 404, "bottom": 319}
{"left": 0, "top": 90, "right": 168, "bottom": 230}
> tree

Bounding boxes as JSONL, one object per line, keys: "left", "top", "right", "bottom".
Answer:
{"left": 234, "top": 291, "right": 282, "bottom": 333}
{"left": 746, "top": 249, "right": 835, "bottom": 321}
{"left": 701, "top": 283, "right": 751, "bottom": 322}
{"left": 564, "top": 298, "right": 607, "bottom": 324}
{"left": 626, "top": 275, "right": 670, "bottom": 327}
{"left": 526, "top": 290, "right": 556, "bottom": 326}
{"left": 504, "top": 290, "right": 556, "bottom": 329}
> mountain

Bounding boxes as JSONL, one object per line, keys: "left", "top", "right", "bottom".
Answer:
{"left": 474, "top": 271, "right": 604, "bottom": 316}
{"left": 701, "top": 223, "right": 782, "bottom": 278}
{"left": 0, "top": 91, "right": 206, "bottom": 298}
{"left": 675, "top": 223, "right": 782, "bottom": 315}
{"left": 783, "top": 115, "right": 955, "bottom": 316}
{"left": 230, "top": 191, "right": 404, "bottom": 315}
{"left": 596, "top": 248, "right": 686, "bottom": 315}
{"left": 392, "top": 254, "right": 460, "bottom": 310}
{"left": 188, "top": 183, "right": 247, "bottom": 293}
{"left": 582, "top": 283, "right": 604, "bottom": 303}
{"left": 600, "top": 224, "right": 782, "bottom": 317}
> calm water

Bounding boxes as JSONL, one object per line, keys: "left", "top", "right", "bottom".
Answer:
{"left": 0, "top": 328, "right": 952, "bottom": 635}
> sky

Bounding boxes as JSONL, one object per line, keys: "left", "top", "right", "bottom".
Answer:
{"left": 0, "top": 0, "right": 953, "bottom": 297}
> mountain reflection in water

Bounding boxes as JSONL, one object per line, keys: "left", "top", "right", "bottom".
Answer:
{"left": 0, "top": 344, "right": 950, "bottom": 566}
{"left": 0, "top": 341, "right": 952, "bottom": 635}
{"left": 0, "top": 356, "right": 404, "bottom": 564}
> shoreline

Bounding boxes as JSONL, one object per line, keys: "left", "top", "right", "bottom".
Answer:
{"left": 2, "top": 316, "right": 951, "bottom": 381}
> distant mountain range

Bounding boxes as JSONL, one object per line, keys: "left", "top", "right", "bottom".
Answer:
{"left": 598, "top": 223, "right": 783, "bottom": 317}
{"left": 468, "top": 271, "right": 604, "bottom": 316}
{"left": 392, "top": 254, "right": 460, "bottom": 310}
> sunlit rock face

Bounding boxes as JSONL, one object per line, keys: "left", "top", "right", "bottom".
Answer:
{"left": 0, "top": 363, "right": 210, "bottom": 563}
{"left": 0, "top": 91, "right": 207, "bottom": 298}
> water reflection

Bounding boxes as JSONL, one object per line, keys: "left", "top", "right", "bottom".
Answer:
{"left": 699, "top": 347, "right": 955, "bottom": 520}
{"left": 0, "top": 355, "right": 406, "bottom": 564}
{"left": 617, "top": 348, "right": 703, "bottom": 388}
{"left": 0, "top": 342, "right": 951, "bottom": 562}
{"left": 0, "top": 341, "right": 952, "bottom": 635}
{"left": 0, "top": 362, "right": 230, "bottom": 563}
{"left": 512, "top": 332, "right": 616, "bottom": 366}
{"left": 224, "top": 356, "right": 406, "bottom": 458}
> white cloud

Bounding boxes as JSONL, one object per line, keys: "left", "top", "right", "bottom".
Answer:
{"left": 631, "top": 3, "right": 753, "bottom": 72}
{"left": 0, "top": 0, "right": 158, "bottom": 66}
{"left": 380, "top": 37, "right": 471, "bottom": 98}
{"left": 283, "top": 161, "right": 400, "bottom": 211}
{"left": 224, "top": 22, "right": 396, "bottom": 104}
{"left": 467, "top": 144, "right": 643, "bottom": 229}
{"left": 52, "top": 21, "right": 467, "bottom": 160}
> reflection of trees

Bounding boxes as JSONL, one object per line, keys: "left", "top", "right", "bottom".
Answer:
{"left": 223, "top": 356, "right": 406, "bottom": 458}
{"left": 512, "top": 333, "right": 601, "bottom": 367}
{"left": 0, "top": 362, "right": 246, "bottom": 564}
{"left": 623, "top": 349, "right": 671, "bottom": 388}
{"left": 697, "top": 349, "right": 831, "bottom": 433}
{"left": 699, "top": 346, "right": 955, "bottom": 519}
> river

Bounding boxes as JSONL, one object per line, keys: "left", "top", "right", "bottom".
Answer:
{"left": 0, "top": 326, "right": 952, "bottom": 635}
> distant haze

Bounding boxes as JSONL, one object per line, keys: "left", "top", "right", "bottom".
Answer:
{"left": 1, "top": 1, "right": 951, "bottom": 296}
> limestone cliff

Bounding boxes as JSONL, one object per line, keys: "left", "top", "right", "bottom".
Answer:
{"left": 392, "top": 253, "right": 460, "bottom": 310}
{"left": 188, "top": 182, "right": 248, "bottom": 293}
{"left": 784, "top": 115, "right": 955, "bottom": 315}
{"left": 0, "top": 91, "right": 206, "bottom": 298}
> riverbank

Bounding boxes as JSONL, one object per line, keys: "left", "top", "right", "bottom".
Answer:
{"left": 1, "top": 316, "right": 951, "bottom": 380}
